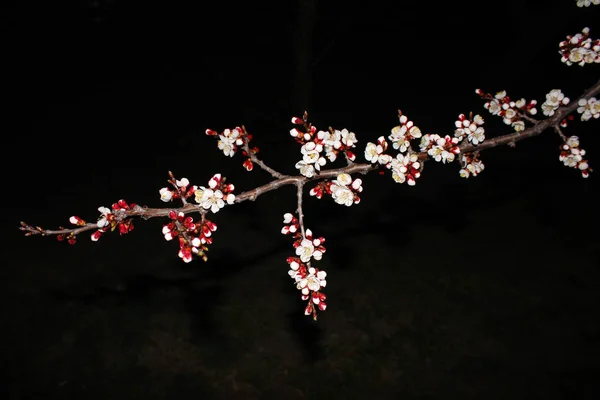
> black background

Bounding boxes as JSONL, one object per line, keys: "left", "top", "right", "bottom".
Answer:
{"left": 2, "top": 1, "right": 600, "bottom": 399}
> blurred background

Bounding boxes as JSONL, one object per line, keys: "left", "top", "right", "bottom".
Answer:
{"left": 2, "top": 0, "right": 600, "bottom": 398}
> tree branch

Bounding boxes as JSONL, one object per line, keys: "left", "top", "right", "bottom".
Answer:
{"left": 20, "top": 79, "right": 600, "bottom": 240}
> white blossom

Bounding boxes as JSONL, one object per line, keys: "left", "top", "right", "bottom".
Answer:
{"left": 330, "top": 184, "right": 354, "bottom": 206}
{"left": 295, "top": 160, "right": 317, "bottom": 177}
{"left": 159, "top": 187, "right": 173, "bottom": 202}
{"left": 194, "top": 187, "right": 226, "bottom": 213}
{"left": 297, "top": 267, "right": 327, "bottom": 294}
{"left": 296, "top": 239, "right": 315, "bottom": 263}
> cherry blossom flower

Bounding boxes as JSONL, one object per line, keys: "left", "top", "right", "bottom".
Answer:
{"left": 330, "top": 181, "right": 354, "bottom": 206}
{"left": 317, "top": 130, "right": 340, "bottom": 162}
{"left": 559, "top": 136, "right": 591, "bottom": 177}
{"left": 482, "top": 91, "right": 506, "bottom": 115}
{"left": 295, "top": 238, "right": 315, "bottom": 263}
{"left": 365, "top": 136, "right": 391, "bottom": 166}
{"left": 218, "top": 138, "right": 236, "bottom": 157}
{"left": 295, "top": 160, "right": 317, "bottom": 178}
{"left": 459, "top": 153, "right": 485, "bottom": 178}
{"left": 328, "top": 173, "right": 362, "bottom": 206}
{"left": 195, "top": 187, "right": 226, "bottom": 213}
{"left": 159, "top": 187, "right": 173, "bottom": 202}
{"left": 421, "top": 134, "right": 460, "bottom": 163}
{"left": 511, "top": 120, "right": 526, "bottom": 132}
{"left": 96, "top": 206, "right": 112, "bottom": 228}
{"left": 301, "top": 141, "right": 327, "bottom": 170}
{"left": 477, "top": 89, "right": 538, "bottom": 128}
{"left": 388, "top": 113, "right": 422, "bottom": 152}
{"left": 454, "top": 113, "right": 485, "bottom": 145}
{"left": 297, "top": 267, "right": 327, "bottom": 294}
{"left": 317, "top": 128, "right": 358, "bottom": 162}
{"left": 541, "top": 89, "right": 569, "bottom": 116}
{"left": 176, "top": 178, "right": 189, "bottom": 188}
{"left": 577, "top": 0, "right": 600, "bottom": 7}
{"left": 340, "top": 128, "right": 357, "bottom": 147}
{"left": 388, "top": 153, "right": 421, "bottom": 185}
{"left": 559, "top": 27, "right": 600, "bottom": 66}
{"left": 577, "top": 97, "right": 600, "bottom": 121}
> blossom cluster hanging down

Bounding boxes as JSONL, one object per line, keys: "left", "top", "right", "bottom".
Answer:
{"left": 560, "top": 136, "right": 591, "bottom": 177}
{"left": 282, "top": 212, "right": 328, "bottom": 320}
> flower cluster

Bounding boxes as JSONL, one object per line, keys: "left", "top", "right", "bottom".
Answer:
{"left": 419, "top": 134, "right": 461, "bottom": 164}
{"left": 159, "top": 177, "right": 197, "bottom": 203}
{"left": 577, "top": 0, "right": 600, "bottom": 7}
{"left": 388, "top": 111, "right": 422, "bottom": 152}
{"left": 387, "top": 152, "right": 421, "bottom": 185}
{"left": 290, "top": 113, "right": 358, "bottom": 178}
{"left": 365, "top": 112, "right": 424, "bottom": 185}
{"left": 365, "top": 136, "right": 393, "bottom": 166}
{"left": 454, "top": 113, "right": 486, "bottom": 144}
{"left": 559, "top": 136, "right": 591, "bottom": 178}
{"left": 459, "top": 153, "right": 485, "bottom": 179}
{"left": 309, "top": 173, "right": 363, "bottom": 206}
{"left": 65, "top": 199, "right": 137, "bottom": 244}
{"left": 542, "top": 89, "right": 570, "bottom": 117}
{"left": 559, "top": 27, "right": 600, "bottom": 66}
{"left": 577, "top": 97, "right": 600, "bottom": 121}
{"left": 476, "top": 89, "right": 538, "bottom": 132}
{"left": 194, "top": 174, "right": 236, "bottom": 213}
{"left": 162, "top": 211, "right": 217, "bottom": 263}
{"left": 281, "top": 212, "right": 328, "bottom": 320}
{"left": 206, "top": 126, "right": 259, "bottom": 171}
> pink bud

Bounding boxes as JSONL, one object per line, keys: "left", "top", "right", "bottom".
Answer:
{"left": 69, "top": 216, "right": 84, "bottom": 226}
{"left": 243, "top": 159, "right": 254, "bottom": 171}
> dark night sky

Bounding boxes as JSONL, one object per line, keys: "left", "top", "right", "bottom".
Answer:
{"left": 3, "top": 1, "right": 599, "bottom": 200}
{"left": 2, "top": 1, "right": 600, "bottom": 398}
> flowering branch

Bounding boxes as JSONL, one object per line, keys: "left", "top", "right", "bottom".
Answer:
{"left": 19, "top": 8, "right": 600, "bottom": 319}
{"left": 459, "top": 79, "right": 600, "bottom": 155}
